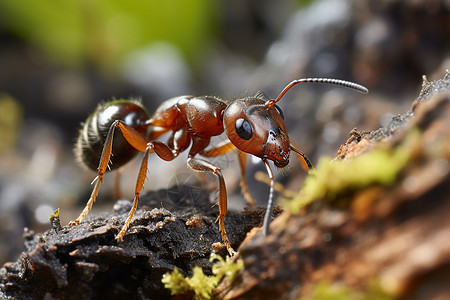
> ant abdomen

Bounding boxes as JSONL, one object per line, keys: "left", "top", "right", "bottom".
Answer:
{"left": 75, "top": 99, "right": 150, "bottom": 171}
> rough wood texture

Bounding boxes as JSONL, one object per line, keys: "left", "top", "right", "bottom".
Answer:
{"left": 0, "top": 185, "right": 267, "bottom": 299}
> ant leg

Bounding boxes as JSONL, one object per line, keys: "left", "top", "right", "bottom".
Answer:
{"left": 71, "top": 118, "right": 176, "bottom": 234}
{"left": 115, "top": 148, "right": 150, "bottom": 241}
{"left": 187, "top": 156, "right": 236, "bottom": 256}
{"left": 237, "top": 150, "right": 256, "bottom": 206}
{"left": 70, "top": 121, "right": 117, "bottom": 226}
{"left": 198, "top": 140, "right": 235, "bottom": 192}
{"left": 199, "top": 141, "right": 255, "bottom": 206}
{"left": 262, "top": 159, "right": 275, "bottom": 236}
{"left": 116, "top": 139, "right": 179, "bottom": 241}
{"left": 199, "top": 140, "right": 235, "bottom": 157}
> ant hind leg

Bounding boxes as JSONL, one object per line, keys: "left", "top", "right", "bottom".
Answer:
{"left": 70, "top": 121, "right": 117, "bottom": 226}
{"left": 237, "top": 151, "right": 256, "bottom": 206}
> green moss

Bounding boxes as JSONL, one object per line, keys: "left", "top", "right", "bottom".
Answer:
{"left": 301, "top": 280, "right": 392, "bottom": 300}
{"left": 210, "top": 253, "right": 244, "bottom": 280}
{"left": 162, "top": 253, "right": 244, "bottom": 300}
{"left": 287, "top": 131, "right": 419, "bottom": 213}
{"left": 161, "top": 267, "right": 190, "bottom": 296}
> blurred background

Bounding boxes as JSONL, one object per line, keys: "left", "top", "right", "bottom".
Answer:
{"left": 0, "top": 0, "right": 448, "bottom": 264}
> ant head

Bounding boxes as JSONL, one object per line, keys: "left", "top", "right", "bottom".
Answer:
{"left": 223, "top": 97, "right": 290, "bottom": 168}
{"left": 223, "top": 78, "right": 368, "bottom": 168}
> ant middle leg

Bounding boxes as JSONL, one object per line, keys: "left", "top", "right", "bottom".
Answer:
{"left": 115, "top": 140, "right": 179, "bottom": 241}
{"left": 199, "top": 141, "right": 255, "bottom": 206}
{"left": 115, "top": 147, "right": 149, "bottom": 241}
{"left": 187, "top": 156, "right": 235, "bottom": 256}
{"left": 197, "top": 140, "right": 234, "bottom": 192}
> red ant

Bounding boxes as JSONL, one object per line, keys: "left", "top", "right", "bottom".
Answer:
{"left": 71, "top": 78, "right": 368, "bottom": 255}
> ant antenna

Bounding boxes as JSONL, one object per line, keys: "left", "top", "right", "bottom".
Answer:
{"left": 265, "top": 78, "right": 369, "bottom": 108}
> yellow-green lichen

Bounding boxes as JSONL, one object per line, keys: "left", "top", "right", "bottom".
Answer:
{"left": 162, "top": 253, "right": 244, "bottom": 300}
{"left": 161, "top": 267, "right": 190, "bottom": 296}
{"left": 286, "top": 131, "right": 419, "bottom": 213}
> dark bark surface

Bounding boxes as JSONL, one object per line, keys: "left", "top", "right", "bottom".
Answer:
{"left": 0, "top": 185, "right": 267, "bottom": 300}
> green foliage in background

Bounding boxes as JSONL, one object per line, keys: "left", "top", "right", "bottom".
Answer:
{"left": 297, "top": 0, "right": 316, "bottom": 6}
{"left": 0, "top": 94, "right": 22, "bottom": 153}
{"left": 0, "top": 0, "right": 219, "bottom": 70}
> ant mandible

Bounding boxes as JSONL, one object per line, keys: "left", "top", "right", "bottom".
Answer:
{"left": 71, "top": 78, "right": 368, "bottom": 255}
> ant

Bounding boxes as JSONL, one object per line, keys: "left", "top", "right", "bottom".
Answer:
{"left": 71, "top": 78, "right": 368, "bottom": 255}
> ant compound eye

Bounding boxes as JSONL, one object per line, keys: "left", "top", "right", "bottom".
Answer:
{"left": 274, "top": 104, "right": 285, "bottom": 119}
{"left": 235, "top": 118, "right": 253, "bottom": 140}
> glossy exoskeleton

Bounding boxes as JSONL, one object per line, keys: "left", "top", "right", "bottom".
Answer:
{"left": 71, "top": 78, "right": 368, "bottom": 255}
{"left": 75, "top": 100, "right": 150, "bottom": 171}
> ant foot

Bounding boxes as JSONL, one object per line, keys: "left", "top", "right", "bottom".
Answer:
{"left": 115, "top": 225, "right": 127, "bottom": 242}
{"left": 68, "top": 219, "right": 81, "bottom": 226}
{"left": 226, "top": 244, "right": 237, "bottom": 256}
{"left": 114, "top": 234, "right": 124, "bottom": 243}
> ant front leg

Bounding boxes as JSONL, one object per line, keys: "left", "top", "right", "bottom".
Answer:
{"left": 237, "top": 150, "right": 256, "bottom": 206}
{"left": 187, "top": 156, "right": 236, "bottom": 256}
